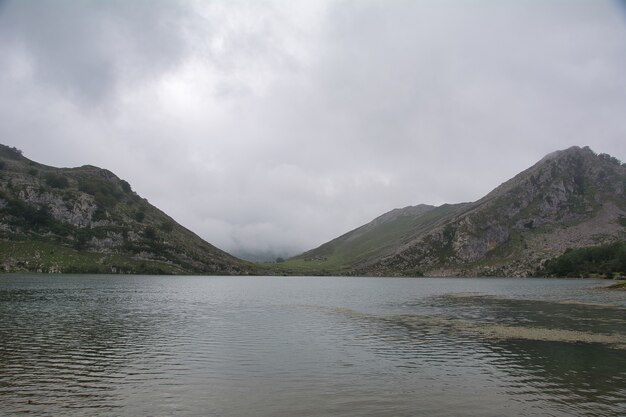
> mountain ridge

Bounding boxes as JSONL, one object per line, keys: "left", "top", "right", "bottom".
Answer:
{"left": 0, "top": 144, "right": 255, "bottom": 275}
{"left": 279, "top": 146, "right": 626, "bottom": 277}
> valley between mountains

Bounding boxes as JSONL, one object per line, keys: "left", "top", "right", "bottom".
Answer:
{"left": 1, "top": 144, "right": 624, "bottom": 277}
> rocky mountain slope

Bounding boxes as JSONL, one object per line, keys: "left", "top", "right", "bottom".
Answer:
{"left": 281, "top": 146, "right": 626, "bottom": 277}
{"left": 0, "top": 145, "right": 254, "bottom": 274}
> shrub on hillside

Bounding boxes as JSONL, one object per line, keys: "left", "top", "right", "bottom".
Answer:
{"left": 160, "top": 221, "right": 174, "bottom": 232}
{"left": 539, "top": 242, "right": 626, "bottom": 278}
{"left": 134, "top": 211, "right": 145, "bottom": 222}
{"left": 44, "top": 173, "right": 69, "bottom": 189}
{"left": 1, "top": 146, "right": 23, "bottom": 159}
{"left": 120, "top": 180, "right": 132, "bottom": 193}
{"left": 144, "top": 226, "right": 157, "bottom": 241}
{"left": 78, "top": 178, "right": 123, "bottom": 208}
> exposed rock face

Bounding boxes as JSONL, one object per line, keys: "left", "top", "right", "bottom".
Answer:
{"left": 0, "top": 144, "right": 253, "bottom": 275}
{"left": 19, "top": 187, "right": 97, "bottom": 227}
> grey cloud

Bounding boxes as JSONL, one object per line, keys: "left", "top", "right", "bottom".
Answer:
{"left": 0, "top": 0, "right": 190, "bottom": 104}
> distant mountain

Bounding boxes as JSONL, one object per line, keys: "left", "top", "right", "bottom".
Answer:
{"left": 281, "top": 146, "right": 626, "bottom": 277}
{"left": 0, "top": 144, "right": 254, "bottom": 274}
{"left": 231, "top": 248, "right": 293, "bottom": 263}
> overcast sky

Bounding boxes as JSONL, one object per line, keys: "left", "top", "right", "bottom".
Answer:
{"left": 1, "top": 0, "right": 625, "bottom": 260}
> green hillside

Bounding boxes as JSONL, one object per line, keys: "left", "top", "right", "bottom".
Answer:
{"left": 277, "top": 203, "right": 469, "bottom": 275}
{"left": 0, "top": 145, "right": 255, "bottom": 275}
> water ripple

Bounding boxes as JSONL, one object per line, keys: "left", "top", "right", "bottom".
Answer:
{"left": 0, "top": 275, "right": 625, "bottom": 416}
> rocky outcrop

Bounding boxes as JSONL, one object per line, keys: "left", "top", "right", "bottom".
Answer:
{"left": 18, "top": 187, "right": 97, "bottom": 227}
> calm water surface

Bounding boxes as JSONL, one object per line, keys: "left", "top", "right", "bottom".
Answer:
{"left": 0, "top": 275, "right": 625, "bottom": 416}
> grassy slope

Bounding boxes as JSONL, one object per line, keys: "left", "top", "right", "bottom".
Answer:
{"left": 0, "top": 240, "right": 187, "bottom": 274}
{"left": 270, "top": 203, "right": 469, "bottom": 275}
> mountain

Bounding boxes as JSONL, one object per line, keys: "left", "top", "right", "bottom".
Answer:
{"left": 280, "top": 146, "right": 626, "bottom": 277}
{"left": 3, "top": 144, "right": 624, "bottom": 277}
{"left": 0, "top": 145, "right": 254, "bottom": 275}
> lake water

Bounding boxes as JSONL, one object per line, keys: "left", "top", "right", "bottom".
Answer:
{"left": 0, "top": 275, "right": 625, "bottom": 416}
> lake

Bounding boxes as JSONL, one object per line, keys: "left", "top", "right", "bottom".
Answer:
{"left": 0, "top": 275, "right": 625, "bottom": 416}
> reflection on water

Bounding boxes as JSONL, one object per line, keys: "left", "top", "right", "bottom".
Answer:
{"left": 488, "top": 340, "right": 626, "bottom": 415}
{"left": 0, "top": 275, "right": 625, "bottom": 416}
